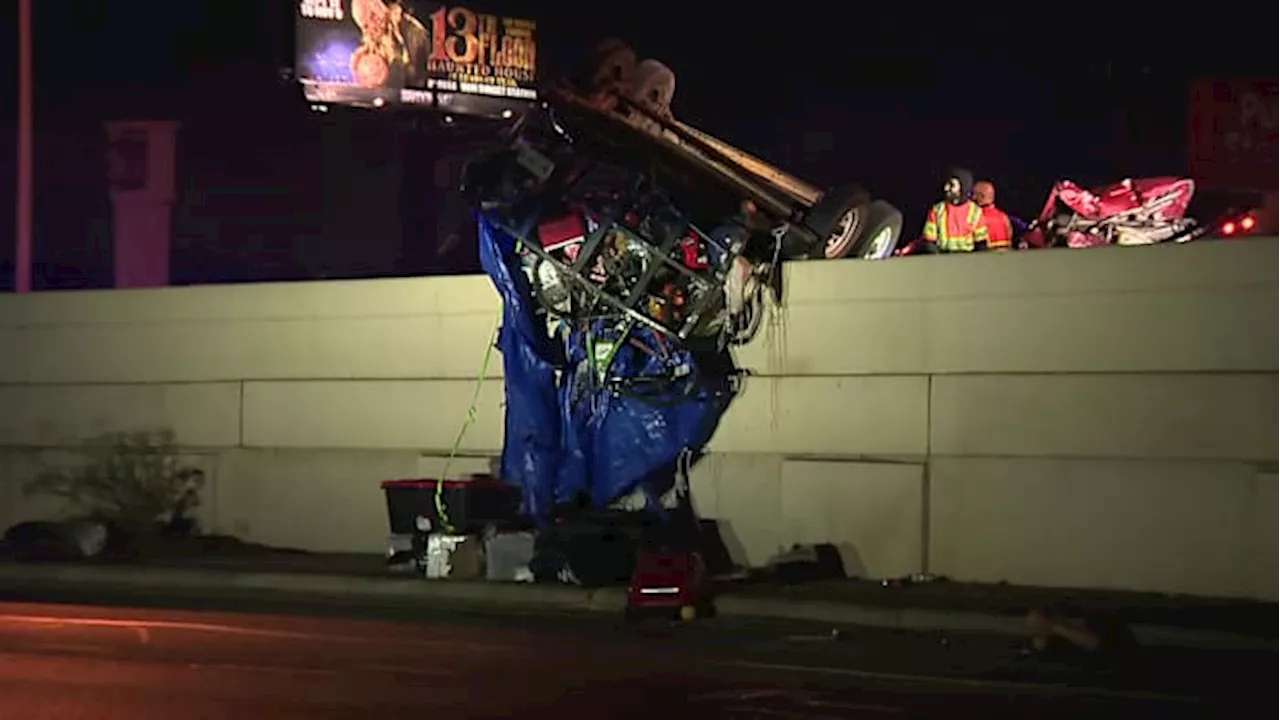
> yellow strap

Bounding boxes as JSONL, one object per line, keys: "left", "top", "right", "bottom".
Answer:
{"left": 939, "top": 203, "right": 955, "bottom": 243}
{"left": 922, "top": 203, "right": 940, "bottom": 241}
{"left": 969, "top": 202, "right": 989, "bottom": 243}
{"left": 434, "top": 313, "right": 501, "bottom": 533}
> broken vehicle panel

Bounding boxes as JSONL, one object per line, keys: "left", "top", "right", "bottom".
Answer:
{"left": 1022, "top": 177, "right": 1199, "bottom": 249}
{"left": 468, "top": 87, "right": 754, "bottom": 515}
{"left": 478, "top": 217, "right": 738, "bottom": 519}
{"left": 462, "top": 39, "right": 913, "bottom": 516}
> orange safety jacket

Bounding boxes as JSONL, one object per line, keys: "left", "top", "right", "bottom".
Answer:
{"left": 922, "top": 200, "right": 989, "bottom": 252}
{"left": 980, "top": 205, "right": 1014, "bottom": 250}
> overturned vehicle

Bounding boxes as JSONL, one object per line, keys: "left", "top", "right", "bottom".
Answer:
{"left": 465, "top": 42, "right": 904, "bottom": 346}
{"left": 459, "top": 43, "right": 904, "bottom": 517}
{"left": 294, "top": 8, "right": 904, "bottom": 519}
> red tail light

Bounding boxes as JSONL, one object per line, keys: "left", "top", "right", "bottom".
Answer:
{"left": 1240, "top": 216, "right": 1256, "bottom": 231}
{"left": 1221, "top": 221, "right": 1237, "bottom": 235}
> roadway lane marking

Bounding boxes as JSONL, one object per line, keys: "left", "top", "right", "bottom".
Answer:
{"left": 187, "top": 662, "right": 339, "bottom": 677}
{"left": 0, "top": 613, "right": 511, "bottom": 651}
{"left": 695, "top": 688, "right": 903, "bottom": 715}
{"left": 720, "top": 661, "right": 1201, "bottom": 704}
{"left": 723, "top": 707, "right": 846, "bottom": 719}
{"left": 190, "top": 662, "right": 467, "bottom": 678}
{"left": 0, "top": 615, "right": 150, "bottom": 644}
{"left": 362, "top": 663, "right": 463, "bottom": 677}
{"left": 0, "top": 647, "right": 453, "bottom": 682}
{"left": 28, "top": 642, "right": 112, "bottom": 655}
{"left": 802, "top": 698, "right": 904, "bottom": 714}
{"left": 724, "top": 701, "right": 903, "bottom": 718}
{"left": 693, "top": 689, "right": 788, "bottom": 701}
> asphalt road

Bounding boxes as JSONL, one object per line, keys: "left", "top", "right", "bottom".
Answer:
{"left": 0, "top": 599, "right": 1249, "bottom": 719}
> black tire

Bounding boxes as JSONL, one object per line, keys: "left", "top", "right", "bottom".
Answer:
{"left": 799, "top": 184, "right": 873, "bottom": 260}
{"left": 848, "top": 200, "right": 904, "bottom": 259}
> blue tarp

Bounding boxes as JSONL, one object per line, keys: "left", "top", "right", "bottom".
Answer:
{"left": 478, "top": 215, "right": 737, "bottom": 522}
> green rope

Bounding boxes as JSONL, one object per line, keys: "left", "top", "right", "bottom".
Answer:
{"left": 434, "top": 315, "right": 500, "bottom": 534}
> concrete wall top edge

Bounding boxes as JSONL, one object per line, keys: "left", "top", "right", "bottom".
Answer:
{"left": 0, "top": 274, "right": 502, "bottom": 326}
{"left": 783, "top": 238, "right": 1278, "bottom": 305}
{"left": 0, "top": 240, "right": 1272, "bottom": 326}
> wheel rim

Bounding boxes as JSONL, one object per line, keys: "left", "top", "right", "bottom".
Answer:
{"left": 823, "top": 208, "right": 860, "bottom": 258}
{"left": 861, "top": 226, "right": 896, "bottom": 259}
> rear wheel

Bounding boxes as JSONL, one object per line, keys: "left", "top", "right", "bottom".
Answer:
{"left": 822, "top": 205, "right": 864, "bottom": 259}
{"left": 799, "top": 185, "right": 873, "bottom": 259}
{"left": 851, "top": 200, "right": 904, "bottom": 259}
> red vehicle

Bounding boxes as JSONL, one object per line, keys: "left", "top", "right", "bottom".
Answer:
{"left": 1021, "top": 176, "right": 1199, "bottom": 248}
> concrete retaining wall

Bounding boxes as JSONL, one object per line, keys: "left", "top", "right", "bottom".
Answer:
{"left": 0, "top": 239, "right": 1274, "bottom": 600}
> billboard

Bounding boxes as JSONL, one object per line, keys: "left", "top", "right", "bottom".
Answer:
{"left": 1189, "top": 78, "right": 1278, "bottom": 191}
{"left": 295, "top": 1, "right": 538, "bottom": 112}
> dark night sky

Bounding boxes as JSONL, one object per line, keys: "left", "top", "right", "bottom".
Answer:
{"left": 0, "top": 1, "right": 1273, "bottom": 289}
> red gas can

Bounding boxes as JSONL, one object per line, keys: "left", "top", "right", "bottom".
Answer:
{"left": 625, "top": 550, "right": 714, "bottom": 622}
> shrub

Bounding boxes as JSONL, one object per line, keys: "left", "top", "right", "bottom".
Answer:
{"left": 23, "top": 429, "right": 205, "bottom": 532}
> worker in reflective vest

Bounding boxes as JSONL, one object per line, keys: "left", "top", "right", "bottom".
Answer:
{"left": 921, "top": 167, "right": 990, "bottom": 253}
{"left": 973, "top": 180, "right": 1014, "bottom": 250}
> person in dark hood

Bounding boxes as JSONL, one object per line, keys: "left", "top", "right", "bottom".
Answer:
{"left": 920, "top": 167, "right": 990, "bottom": 253}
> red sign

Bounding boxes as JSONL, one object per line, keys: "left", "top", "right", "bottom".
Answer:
{"left": 1189, "top": 78, "right": 1278, "bottom": 190}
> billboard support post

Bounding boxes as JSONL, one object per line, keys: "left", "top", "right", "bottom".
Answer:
{"left": 15, "top": 0, "right": 32, "bottom": 293}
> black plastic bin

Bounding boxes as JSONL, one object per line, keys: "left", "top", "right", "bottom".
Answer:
{"left": 381, "top": 477, "right": 522, "bottom": 535}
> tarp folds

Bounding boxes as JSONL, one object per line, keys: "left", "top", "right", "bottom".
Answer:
{"left": 478, "top": 216, "right": 737, "bottom": 522}
{"left": 478, "top": 215, "right": 562, "bottom": 521}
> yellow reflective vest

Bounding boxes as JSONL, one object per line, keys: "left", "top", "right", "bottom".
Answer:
{"left": 922, "top": 200, "right": 989, "bottom": 252}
